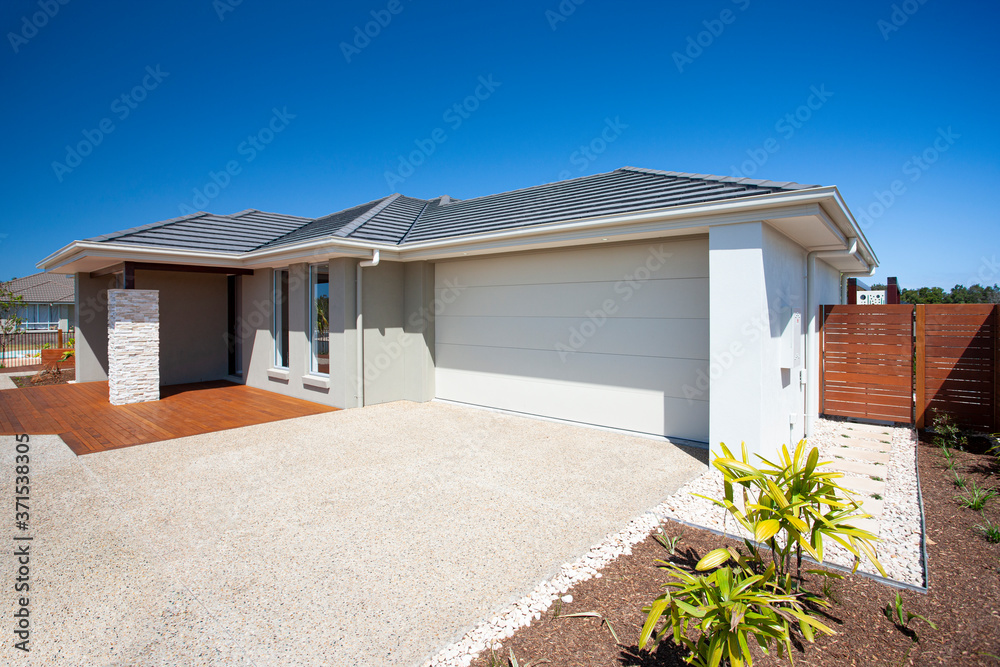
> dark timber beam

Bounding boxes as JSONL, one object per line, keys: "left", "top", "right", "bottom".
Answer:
{"left": 91, "top": 261, "right": 254, "bottom": 289}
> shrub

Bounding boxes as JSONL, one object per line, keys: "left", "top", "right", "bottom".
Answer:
{"left": 640, "top": 547, "right": 833, "bottom": 667}
{"left": 640, "top": 441, "right": 883, "bottom": 666}
{"left": 701, "top": 442, "right": 885, "bottom": 583}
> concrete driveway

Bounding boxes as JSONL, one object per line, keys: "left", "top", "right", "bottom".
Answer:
{"left": 1, "top": 401, "right": 706, "bottom": 666}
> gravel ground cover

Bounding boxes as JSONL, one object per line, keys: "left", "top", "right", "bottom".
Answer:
{"left": 0, "top": 401, "right": 706, "bottom": 667}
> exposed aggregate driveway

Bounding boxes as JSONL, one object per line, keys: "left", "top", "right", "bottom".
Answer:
{"left": 1, "top": 400, "right": 706, "bottom": 666}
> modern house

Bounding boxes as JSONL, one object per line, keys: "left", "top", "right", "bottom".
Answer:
{"left": 36, "top": 168, "right": 878, "bottom": 458}
{"left": 2, "top": 272, "right": 76, "bottom": 331}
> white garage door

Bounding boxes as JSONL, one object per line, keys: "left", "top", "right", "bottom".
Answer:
{"left": 434, "top": 237, "right": 710, "bottom": 442}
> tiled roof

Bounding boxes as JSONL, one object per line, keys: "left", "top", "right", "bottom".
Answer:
{"left": 83, "top": 168, "right": 821, "bottom": 254}
{"left": 3, "top": 272, "right": 75, "bottom": 303}
{"left": 86, "top": 210, "right": 312, "bottom": 253}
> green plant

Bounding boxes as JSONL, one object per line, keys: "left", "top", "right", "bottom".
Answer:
{"left": 931, "top": 411, "right": 968, "bottom": 451}
{"left": 956, "top": 483, "right": 997, "bottom": 511}
{"left": 67, "top": 337, "right": 75, "bottom": 347}
{"left": 654, "top": 527, "right": 684, "bottom": 555}
{"left": 974, "top": 517, "right": 1000, "bottom": 543}
{"left": 41, "top": 342, "right": 51, "bottom": 349}
{"left": 871, "top": 493, "right": 883, "bottom": 500}
{"left": 949, "top": 470, "right": 967, "bottom": 489}
{"left": 870, "top": 475, "right": 883, "bottom": 482}
{"left": 883, "top": 592, "right": 936, "bottom": 641}
{"left": 640, "top": 547, "right": 833, "bottom": 667}
{"left": 701, "top": 441, "right": 885, "bottom": 584}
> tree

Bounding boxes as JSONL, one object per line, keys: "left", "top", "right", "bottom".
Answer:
{"left": 0, "top": 282, "right": 26, "bottom": 369}
{"left": 900, "top": 283, "right": 1000, "bottom": 305}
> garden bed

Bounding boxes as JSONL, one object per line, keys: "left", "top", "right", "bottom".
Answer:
{"left": 11, "top": 368, "right": 75, "bottom": 387}
{"left": 467, "top": 435, "right": 1000, "bottom": 667}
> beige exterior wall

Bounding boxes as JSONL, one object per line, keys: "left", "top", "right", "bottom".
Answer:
{"left": 241, "top": 259, "right": 435, "bottom": 409}
{"left": 75, "top": 273, "right": 113, "bottom": 382}
{"left": 134, "top": 270, "right": 228, "bottom": 386}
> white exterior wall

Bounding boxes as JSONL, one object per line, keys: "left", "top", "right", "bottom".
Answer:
{"left": 708, "top": 223, "right": 769, "bottom": 458}
{"left": 709, "top": 222, "right": 842, "bottom": 461}
{"left": 760, "top": 225, "right": 808, "bottom": 451}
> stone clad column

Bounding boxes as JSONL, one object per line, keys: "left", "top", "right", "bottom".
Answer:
{"left": 108, "top": 289, "right": 160, "bottom": 405}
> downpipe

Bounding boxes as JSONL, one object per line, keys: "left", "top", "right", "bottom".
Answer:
{"left": 356, "top": 250, "right": 380, "bottom": 407}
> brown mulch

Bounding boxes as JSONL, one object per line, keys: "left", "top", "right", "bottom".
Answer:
{"left": 11, "top": 368, "right": 75, "bottom": 387}
{"left": 472, "top": 435, "right": 1000, "bottom": 667}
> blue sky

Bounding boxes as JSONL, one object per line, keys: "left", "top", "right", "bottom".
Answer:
{"left": 1, "top": 0, "right": 997, "bottom": 289}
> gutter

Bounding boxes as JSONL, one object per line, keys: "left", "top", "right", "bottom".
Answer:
{"left": 355, "top": 249, "right": 380, "bottom": 407}
{"left": 804, "top": 239, "right": 870, "bottom": 439}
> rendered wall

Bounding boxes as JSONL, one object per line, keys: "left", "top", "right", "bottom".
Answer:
{"left": 75, "top": 273, "right": 112, "bottom": 382}
{"left": 708, "top": 223, "right": 769, "bottom": 458}
{"left": 241, "top": 259, "right": 434, "bottom": 409}
{"left": 710, "top": 222, "right": 843, "bottom": 460}
{"left": 134, "top": 270, "right": 228, "bottom": 386}
{"left": 760, "top": 225, "right": 808, "bottom": 450}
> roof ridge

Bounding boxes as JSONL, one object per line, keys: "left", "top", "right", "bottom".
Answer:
{"left": 617, "top": 166, "right": 818, "bottom": 191}
{"left": 422, "top": 170, "right": 620, "bottom": 208}
{"left": 334, "top": 194, "right": 403, "bottom": 238}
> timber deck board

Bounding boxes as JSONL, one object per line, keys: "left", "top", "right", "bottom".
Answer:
{"left": 0, "top": 380, "right": 337, "bottom": 455}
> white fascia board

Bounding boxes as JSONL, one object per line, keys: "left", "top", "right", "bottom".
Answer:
{"left": 818, "top": 188, "right": 880, "bottom": 268}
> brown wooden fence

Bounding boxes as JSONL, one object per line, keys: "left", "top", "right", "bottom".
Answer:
{"left": 821, "top": 305, "right": 915, "bottom": 423}
{"left": 821, "top": 304, "right": 1000, "bottom": 431}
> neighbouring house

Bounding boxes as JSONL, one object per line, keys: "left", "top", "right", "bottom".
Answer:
{"left": 36, "top": 167, "right": 877, "bottom": 458}
{"left": 1, "top": 272, "right": 76, "bottom": 331}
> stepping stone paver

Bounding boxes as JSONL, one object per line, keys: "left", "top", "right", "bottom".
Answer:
{"left": 838, "top": 475, "right": 886, "bottom": 495}
{"left": 835, "top": 459, "right": 886, "bottom": 478}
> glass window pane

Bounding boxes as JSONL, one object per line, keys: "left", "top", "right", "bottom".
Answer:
{"left": 274, "top": 270, "right": 290, "bottom": 368}
{"left": 310, "top": 265, "right": 330, "bottom": 375}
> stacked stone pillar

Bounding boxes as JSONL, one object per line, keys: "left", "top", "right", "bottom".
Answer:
{"left": 108, "top": 289, "right": 160, "bottom": 405}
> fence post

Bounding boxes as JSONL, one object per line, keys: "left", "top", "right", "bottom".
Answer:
{"left": 994, "top": 305, "right": 1000, "bottom": 432}
{"left": 57, "top": 329, "right": 63, "bottom": 349}
{"left": 915, "top": 305, "right": 926, "bottom": 430}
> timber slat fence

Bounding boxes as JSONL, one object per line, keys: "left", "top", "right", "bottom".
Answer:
{"left": 821, "top": 304, "right": 1000, "bottom": 431}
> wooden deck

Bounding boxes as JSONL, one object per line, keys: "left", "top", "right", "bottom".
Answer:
{"left": 0, "top": 381, "right": 338, "bottom": 455}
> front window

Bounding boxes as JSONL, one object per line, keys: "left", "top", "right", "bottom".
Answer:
{"left": 309, "top": 264, "right": 329, "bottom": 375}
{"left": 273, "top": 269, "right": 290, "bottom": 368}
